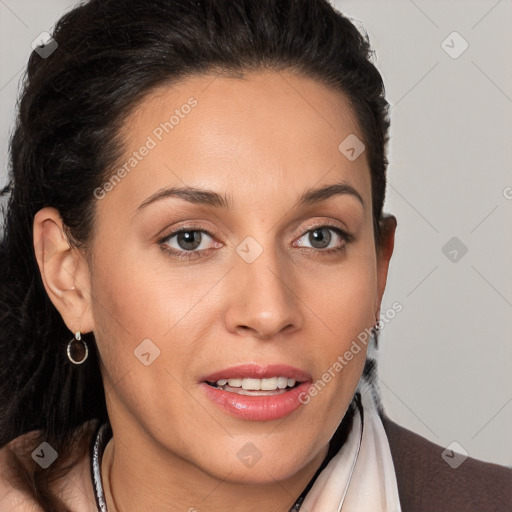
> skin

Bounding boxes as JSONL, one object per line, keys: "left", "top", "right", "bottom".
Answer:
{"left": 33, "top": 69, "right": 396, "bottom": 512}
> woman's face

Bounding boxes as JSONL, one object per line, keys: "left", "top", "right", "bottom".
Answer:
{"left": 40, "top": 70, "right": 395, "bottom": 486}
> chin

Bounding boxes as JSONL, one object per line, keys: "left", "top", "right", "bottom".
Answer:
{"left": 199, "top": 446, "right": 314, "bottom": 485}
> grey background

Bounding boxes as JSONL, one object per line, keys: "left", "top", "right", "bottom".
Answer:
{"left": 1, "top": 0, "right": 511, "bottom": 467}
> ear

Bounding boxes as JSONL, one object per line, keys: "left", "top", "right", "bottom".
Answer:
{"left": 374, "top": 213, "right": 397, "bottom": 320}
{"left": 33, "top": 207, "right": 95, "bottom": 334}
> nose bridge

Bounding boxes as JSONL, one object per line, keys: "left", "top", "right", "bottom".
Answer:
{"left": 225, "top": 232, "right": 302, "bottom": 338}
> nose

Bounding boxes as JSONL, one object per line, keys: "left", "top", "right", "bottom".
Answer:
{"left": 224, "top": 241, "right": 303, "bottom": 340}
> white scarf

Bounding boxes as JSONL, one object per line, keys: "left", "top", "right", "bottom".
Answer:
{"left": 298, "top": 377, "right": 402, "bottom": 512}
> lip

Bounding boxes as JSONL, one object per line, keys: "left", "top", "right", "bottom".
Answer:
{"left": 200, "top": 364, "right": 313, "bottom": 421}
{"left": 200, "top": 381, "right": 312, "bottom": 421}
{"left": 201, "top": 363, "right": 312, "bottom": 383}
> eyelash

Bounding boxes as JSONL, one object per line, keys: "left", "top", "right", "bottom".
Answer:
{"left": 158, "top": 224, "right": 354, "bottom": 261}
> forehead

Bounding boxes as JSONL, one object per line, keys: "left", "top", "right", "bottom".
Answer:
{"left": 99, "top": 69, "right": 371, "bottom": 220}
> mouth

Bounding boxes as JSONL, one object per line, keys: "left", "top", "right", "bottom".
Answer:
{"left": 200, "top": 364, "right": 312, "bottom": 421}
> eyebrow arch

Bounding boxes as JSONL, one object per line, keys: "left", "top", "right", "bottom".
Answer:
{"left": 297, "top": 182, "right": 364, "bottom": 208}
{"left": 136, "top": 181, "right": 364, "bottom": 213}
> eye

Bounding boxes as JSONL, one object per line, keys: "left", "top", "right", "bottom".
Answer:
{"left": 159, "top": 227, "right": 219, "bottom": 260}
{"left": 158, "top": 223, "right": 354, "bottom": 261}
{"left": 295, "top": 225, "right": 353, "bottom": 254}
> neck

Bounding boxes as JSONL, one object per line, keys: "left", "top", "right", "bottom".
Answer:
{"left": 101, "top": 433, "right": 329, "bottom": 512}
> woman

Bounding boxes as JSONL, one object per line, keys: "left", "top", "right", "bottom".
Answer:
{"left": 0, "top": 0, "right": 510, "bottom": 511}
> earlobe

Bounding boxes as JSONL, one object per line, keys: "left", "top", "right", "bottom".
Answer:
{"left": 33, "top": 207, "right": 95, "bottom": 333}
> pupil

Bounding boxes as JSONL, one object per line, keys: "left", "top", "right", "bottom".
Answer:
{"left": 310, "top": 228, "right": 331, "bottom": 249}
{"left": 178, "top": 231, "right": 201, "bottom": 250}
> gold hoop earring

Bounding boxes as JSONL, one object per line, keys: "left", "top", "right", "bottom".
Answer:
{"left": 67, "top": 331, "right": 89, "bottom": 365}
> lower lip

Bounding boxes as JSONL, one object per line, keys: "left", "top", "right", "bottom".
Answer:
{"left": 200, "top": 382, "right": 311, "bottom": 421}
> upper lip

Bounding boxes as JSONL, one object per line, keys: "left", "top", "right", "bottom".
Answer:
{"left": 201, "top": 364, "right": 312, "bottom": 383}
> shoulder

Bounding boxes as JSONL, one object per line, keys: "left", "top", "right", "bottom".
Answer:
{"left": 381, "top": 414, "right": 512, "bottom": 512}
{"left": 0, "top": 419, "right": 101, "bottom": 512}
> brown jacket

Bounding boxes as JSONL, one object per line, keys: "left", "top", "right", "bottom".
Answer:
{"left": 382, "top": 414, "right": 512, "bottom": 511}
{"left": 0, "top": 417, "right": 510, "bottom": 511}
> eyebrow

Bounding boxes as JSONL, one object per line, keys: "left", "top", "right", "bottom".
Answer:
{"left": 136, "top": 181, "right": 364, "bottom": 213}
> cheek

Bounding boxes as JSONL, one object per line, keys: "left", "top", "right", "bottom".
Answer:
{"left": 88, "top": 246, "right": 207, "bottom": 428}
{"left": 89, "top": 240, "right": 221, "bottom": 383}
{"left": 306, "top": 252, "right": 378, "bottom": 342}
{"left": 91, "top": 231, "right": 192, "bottom": 333}
{"left": 300, "top": 251, "right": 377, "bottom": 408}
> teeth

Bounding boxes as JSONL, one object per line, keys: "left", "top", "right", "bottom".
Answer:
{"left": 277, "top": 377, "right": 288, "bottom": 389}
{"left": 242, "top": 378, "right": 261, "bottom": 390}
{"left": 260, "top": 377, "right": 277, "bottom": 390}
{"left": 216, "top": 377, "right": 298, "bottom": 391}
